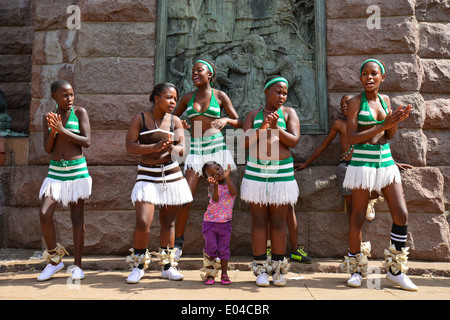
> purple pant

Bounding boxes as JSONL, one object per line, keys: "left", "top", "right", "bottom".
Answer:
{"left": 202, "top": 220, "right": 232, "bottom": 260}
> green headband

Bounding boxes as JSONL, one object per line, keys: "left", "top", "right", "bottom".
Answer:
{"left": 360, "top": 59, "right": 385, "bottom": 75}
{"left": 264, "top": 77, "right": 289, "bottom": 91}
{"left": 195, "top": 60, "right": 214, "bottom": 76}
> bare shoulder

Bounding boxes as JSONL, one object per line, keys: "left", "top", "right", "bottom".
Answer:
{"left": 379, "top": 93, "right": 391, "bottom": 104}
{"left": 213, "top": 88, "right": 231, "bottom": 104}
{"left": 348, "top": 93, "right": 362, "bottom": 106}
{"left": 332, "top": 118, "right": 347, "bottom": 132}
{"left": 171, "top": 114, "right": 184, "bottom": 128}
{"left": 73, "top": 106, "right": 88, "bottom": 117}
{"left": 179, "top": 91, "right": 195, "bottom": 104}
{"left": 246, "top": 108, "right": 260, "bottom": 119}
{"left": 281, "top": 106, "right": 297, "bottom": 116}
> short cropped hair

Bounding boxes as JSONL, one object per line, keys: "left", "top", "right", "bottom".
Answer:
{"left": 51, "top": 80, "right": 72, "bottom": 93}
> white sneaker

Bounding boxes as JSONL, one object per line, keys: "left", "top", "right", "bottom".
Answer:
{"left": 386, "top": 271, "right": 418, "bottom": 291}
{"left": 173, "top": 247, "right": 182, "bottom": 262}
{"left": 256, "top": 273, "right": 270, "bottom": 287}
{"left": 272, "top": 273, "right": 286, "bottom": 287}
{"left": 347, "top": 273, "right": 363, "bottom": 287}
{"left": 37, "top": 262, "right": 64, "bottom": 281}
{"left": 127, "top": 268, "right": 145, "bottom": 284}
{"left": 70, "top": 266, "right": 85, "bottom": 280}
{"left": 161, "top": 266, "right": 184, "bottom": 281}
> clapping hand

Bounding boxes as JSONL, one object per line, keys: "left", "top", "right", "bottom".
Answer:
{"left": 211, "top": 118, "right": 228, "bottom": 130}
{"left": 161, "top": 134, "right": 174, "bottom": 152}
{"left": 384, "top": 105, "right": 412, "bottom": 129}
{"left": 46, "top": 112, "right": 64, "bottom": 134}
{"left": 223, "top": 164, "right": 232, "bottom": 178}
{"left": 181, "top": 120, "right": 190, "bottom": 130}
{"left": 207, "top": 176, "right": 218, "bottom": 186}
{"left": 266, "top": 111, "right": 279, "bottom": 129}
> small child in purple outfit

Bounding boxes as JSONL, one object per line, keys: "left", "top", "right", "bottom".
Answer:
{"left": 200, "top": 162, "right": 237, "bottom": 285}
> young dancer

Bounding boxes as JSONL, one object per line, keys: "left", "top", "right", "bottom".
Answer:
{"left": 125, "top": 83, "right": 193, "bottom": 284}
{"left": 341, "top": 59, "right": 417, "bottom": 291}
{"left": 296, "top": 94, "right": 354, "bottom": 210}
{"left": 296, "top": 95, "right": 411, "bottom": 218}
{"left": 38, "top": 80, "right": 91, "bottom": 281}
{"left": 173, "top": 59, "right": 242, "bottom": 260}
{"left": 240, "top": 76, "right": 300, "bottom": 287}
{"left": 200, "top": 162, "right": 237, "bottom": 285}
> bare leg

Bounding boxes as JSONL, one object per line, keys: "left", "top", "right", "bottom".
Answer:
{"left": 70, "top": 199, "right": 85, "bottom": 267}
{"left": 286, "top": 205, "right": 298, "bottom": 251}
{"left": 221, "top": 259, "right": 228, "bottom": 276}
{"left": 175, "top": 169, "right": 202, "bottom": 239}
{"left": 39, "top": 197, "right": 58, "bottom": 257}
{"left": 382, "top": 183, "right": 408, "bottom": 226}
{"left": 348, "top": 189, "right": 370, "bottom": 254}
{"left": 344, "top": 195, "right": 352, "bottom": 218}
{"left": 268, "top": 204, "right": 288, "bottom": 257}
{"left": 133, "top": 201, "right": 155, "bottom": 249}
{"left": 250, "top": 203, "right": 269, "bottom": 257}
{"left": 159, "top": 205, "right": 178, "bottom": 248}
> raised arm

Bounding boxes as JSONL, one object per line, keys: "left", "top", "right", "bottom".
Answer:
{"left": 297, "top": 120, "right": 340, "bottom": 169}
{"left": 347, "top": 96, "right": 412, "bottom": 145}
{"left": 43, "top": 113, "right": 57, "bottom": 154}
{"left": 172, "top": 92, "right": 192, "bottom": 117}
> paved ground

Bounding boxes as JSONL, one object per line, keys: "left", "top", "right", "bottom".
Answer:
{"left": 1, "top": 248, "right": 449, "bottom": 302}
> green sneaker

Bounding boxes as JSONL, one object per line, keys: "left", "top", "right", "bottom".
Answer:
{"left": 290, "top": 246, "right": 312, "bottom": 263}
{"left": 266, "top": 246, "right": 272, "bottom": 260}
{"left": 266, "top": 240, "right": 272, "bottom": 260}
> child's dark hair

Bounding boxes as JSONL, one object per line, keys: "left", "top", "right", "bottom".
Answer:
{"left": 202, "top": 161, "right": 221, "bottom": 179}
{"left": 149, "top": 83, "right": 179, "bottom": 104}
{"left": 51, "top": 80, "right": 72, "bottom": 93}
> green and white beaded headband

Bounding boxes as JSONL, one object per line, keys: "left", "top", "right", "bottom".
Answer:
{"left": 264, "top": 77, "right": 289, "bottom": 91}
{"left": 360, "top": 59, "right": 385, "bottom": 75}
{"left": 195, "top": 60, "right": 214, "bottom": 76}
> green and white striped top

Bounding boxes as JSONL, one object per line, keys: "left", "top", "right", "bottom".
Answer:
{"left": 186, "top": 91, "right": 221, "bottom": 119}
{"left": 49, "top": 106, "right": 80, "bottom": 135}
{"left": 253, "top": 108, "right": 287, "bottom": 130}
{"left": 357, "top": 92, "right": 389, "bottom": 126}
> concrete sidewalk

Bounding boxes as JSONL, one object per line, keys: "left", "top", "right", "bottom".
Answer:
{"left": 1, "top": 248, "right": 449, "bottom": 300}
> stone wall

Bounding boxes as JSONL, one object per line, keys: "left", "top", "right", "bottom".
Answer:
{"left": 0, "top": 0, "right": 32, "bottom": 134}
{"left": 0, "top": 0, "right": 449, "bottom": 261}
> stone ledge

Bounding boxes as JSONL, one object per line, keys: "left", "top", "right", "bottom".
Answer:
{"left": 2, "top": 208, "right": 449, "bottom": 261}
{"left": 1, "top": 248, "right": 449, "bottom": 277}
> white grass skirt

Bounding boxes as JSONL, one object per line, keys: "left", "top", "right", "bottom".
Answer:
{"left": 39, "top": 176, "right": 92, "bottom": 207}
{"left": 131, "top": 161, "right": 193, "bottom": 206}
{"left": 343, "top": 143, "right": 401, "bottom": 192}
{"left": 131, "top": 179, "right": 193, "bottom": 206}
{"left": 343, "top": 165, "right": 401, "bottom": 192}
{"left": 240, "top": 178, "right": 299, "bottom": 206}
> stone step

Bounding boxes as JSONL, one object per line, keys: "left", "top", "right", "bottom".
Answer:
{"left": 1, "top": 248, "right": 449, "bottom": 277}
